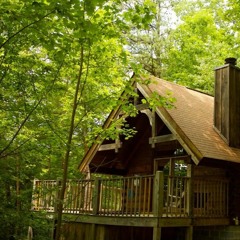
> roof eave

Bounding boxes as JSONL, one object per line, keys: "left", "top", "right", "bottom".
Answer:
{"left": 78, "top": 106, "right": 122, "bottom": 172}
{"left": 78, "top": 77, "right": 136, "bottom": 173}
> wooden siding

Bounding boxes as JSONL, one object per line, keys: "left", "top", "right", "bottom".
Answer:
{"left": 194, "top": 166, "right": 226, "bottom": 177}
{"left": 214, "top": 64, "right": 240, "bottom": 148}
{"left": 228, "top": 166, "right": 240, "bottom": 218}
{"left": 61, "top": 223, "right": 153, "bottom": 240}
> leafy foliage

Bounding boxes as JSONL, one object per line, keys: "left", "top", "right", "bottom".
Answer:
{"left": 0, "top": 0, "right": 156, "bottom": 238}
{"left": 132, "top": 0, "right": 240, "bottom": 94}
{"left": 2, "top": 0, "right": 240, "bottom": 238}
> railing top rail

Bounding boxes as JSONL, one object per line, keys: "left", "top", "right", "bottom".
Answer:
{"left": 100, "top": 175, "right": 154, "bottom": 181}
{"left": 34, "top": 179, "right": 94, "bottom": 183}
{"left": 193, "top": 176, "right": 229, "bottom": 182}
{"left": 166, "top": 176, "right": 190, "bottom": 179}
{"left": 33, "top": 175, "right": 155, "bottom": 183}
{"left": 34, "top": 179, "right": 59, "bottom": 182}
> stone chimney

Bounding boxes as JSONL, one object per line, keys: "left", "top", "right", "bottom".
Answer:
{"left": 214, "top": 58, "right": 240, "bottom": 148}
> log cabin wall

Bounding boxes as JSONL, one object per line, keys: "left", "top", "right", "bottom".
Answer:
{"left": 193, "top": 226, "right": 240, "bottom": 240}
{"left": 124, "top": 113, "right": 153, "bottom": 176}
{"left": 126, "top": 136, "right": 153, "bottom": 176}
{"left": 61, "top": 223, "right": 187, "bottom": 240}
{"left": 228, "top": 164, "right": 240, "bottom": 219}
{"left": 122, "top": 118, "right": 154, "bottom": 212}
{"left": 193, "top": 165, "right": 227, "bottom": 178}
{"left": 61, "top": 223, "right": 153, "bottom": 240}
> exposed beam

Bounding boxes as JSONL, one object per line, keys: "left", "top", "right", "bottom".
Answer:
{"left": 151, "top": 110, "right": 156, "bottom": 148}
{"left": 137, "top": 81, "right": 202, "bottom": 165}
{"left": 141, "top": 109, "right": 153, "bottom": 125}
{"left": 135, "top": 103, "right": 149, "bottom": 111}
{"left": 149, "top": 134, "right": 176, "bottom": 145}
{"left": 98, "top": 142, "right": 122, "bottom": 152}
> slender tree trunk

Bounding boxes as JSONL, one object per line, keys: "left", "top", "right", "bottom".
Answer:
{"left": 54, "top": 45, "right": 84, "bottom": 240}
{"left": 16, "top": 156, "right": 20, "bottom": 211}
{"left": 15, "top": 156, "right": 21, "bottom": 236}
{"left": 154, "top": 0, "right": 162, "bottom": 77}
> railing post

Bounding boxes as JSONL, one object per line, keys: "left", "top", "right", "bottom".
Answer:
{"left": 186, "top": 164, "right": 193, "bottom": 217}
{"left": 93, "top": 178, "right": 101, "bottom": 215}
{"left": 153, "top": 171, "right": 164, "bottom": 217}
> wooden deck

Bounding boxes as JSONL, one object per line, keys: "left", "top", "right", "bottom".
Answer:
{"left": 32, "top": 172, "right": 229, "bottom": 226}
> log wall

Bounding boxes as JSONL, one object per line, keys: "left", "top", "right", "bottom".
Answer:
{"left": 61, "top": 223, "right": 153, "bottom": 240}
{"left": 126, "top": 130, "right": 153, "bottom": 176}
{"left": 193, "top": 226, "right": 240, "bottom": 240}
{"left": 228, "top": 165, "right": 240, "bottom": 219}
{"left": 61, "top": 223, "right": 189, "bottom": 240}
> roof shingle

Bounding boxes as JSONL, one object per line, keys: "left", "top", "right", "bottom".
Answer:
{"left": 143, "top": 77, "right": 240, "bottom": 164}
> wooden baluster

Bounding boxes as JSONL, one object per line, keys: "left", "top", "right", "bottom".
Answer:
{"left": 121, "top": 178, "right": 125, "bottom": 216}
{"left": 138, "top": 177, "right": 142, "bottom": 216}
{"left": 134, "top": 177, "right": 138, "bottom": 217}
{"left": 143, "top": 177, "right": 147, "bottom": 216}
{"left": 130, "top": 178, "right": 134, "bottom": 216}
{"left": 107, "top": 180, "right": 110, "bottom": 215}
{"left": 148, "top": 177, "right": 152, "bottom": 216}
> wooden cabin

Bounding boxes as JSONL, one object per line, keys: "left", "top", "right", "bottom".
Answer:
{"left": 32, "top": 58, "right": 240, "bottom": 240}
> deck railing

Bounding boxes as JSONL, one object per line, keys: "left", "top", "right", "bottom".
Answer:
{"left": 193, "top": 177, "right": 229, "bottom": 217}
{"left": 32, "top": 175, "right": 154, "bottom": 217}
{"left": 98, "top": 175, "right": 154, "bottom": 217}
{"left": 32, "top": 179, "right": 58, "bottom": 212}
{"left": 32, "top": 173, "right": 229, "bottom": 218}
{"left": 163, "top": 176, "right": 190, "bottom": 217}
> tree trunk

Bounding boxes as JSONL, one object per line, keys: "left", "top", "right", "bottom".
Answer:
{"left": 54, "top": 45, "right": 84, "bottom": 240}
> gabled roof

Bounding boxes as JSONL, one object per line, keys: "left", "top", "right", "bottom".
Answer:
{"left": 139, "top": 76, "right": 240, "bottom": 164}
{"left": 79, "top": 76, "right": 240, "bottom": 172}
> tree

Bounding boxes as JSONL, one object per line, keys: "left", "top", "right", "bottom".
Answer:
{"left": 164, "top": 0, "right": 240, "bottom": 94}
{"left": 128, "top": 0, "right": 179, "bottom": 77}
{"left": 129, "top": 0, "right": 240, "bottom": 94}
{"left": 0, "top": 0, "right": 155, "bottom": 239}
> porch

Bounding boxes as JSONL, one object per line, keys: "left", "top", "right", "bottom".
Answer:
{"left": 32, "top": 172, "right": 229, "bottom": 224}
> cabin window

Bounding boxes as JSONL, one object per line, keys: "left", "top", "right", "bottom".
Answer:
{"left": 154, "top": 155, "right": 189, "bottom": 176}
{"left": 171, "top": 160, "right": 187, "bottom": 176}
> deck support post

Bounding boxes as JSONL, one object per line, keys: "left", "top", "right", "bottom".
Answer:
{"left": 153, "top": 171, "right": 164, "bottom": 217}
{"left": 93, "top": 178, "right": 101, "bottom": 215}
{"left": 186, "top": 164, "right": 193, "bottom": 217}
{"left": 89, "top": 223, "right": 96, "bottom": 240}
{"left": 153, "top": 227, "right": 161, "bottom": 240}
{"left": 153, "top": 171, "right": 164, "bottom": 240}
{"left": 185, "top": 226, "right": 193, "bottom": 240}
{"left": 186, "top": 164, "right": 193, "bottom": 240}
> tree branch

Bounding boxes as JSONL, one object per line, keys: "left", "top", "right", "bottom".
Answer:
{"left": 0, "top": 10, "right": 55, "bottom": 50}
{"left": 0, "top": 98, "right": 42, "bottom": 157}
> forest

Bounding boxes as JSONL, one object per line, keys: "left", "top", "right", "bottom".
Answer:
{"left": 1, "top": 0, "right": 240, "bottom": 239}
